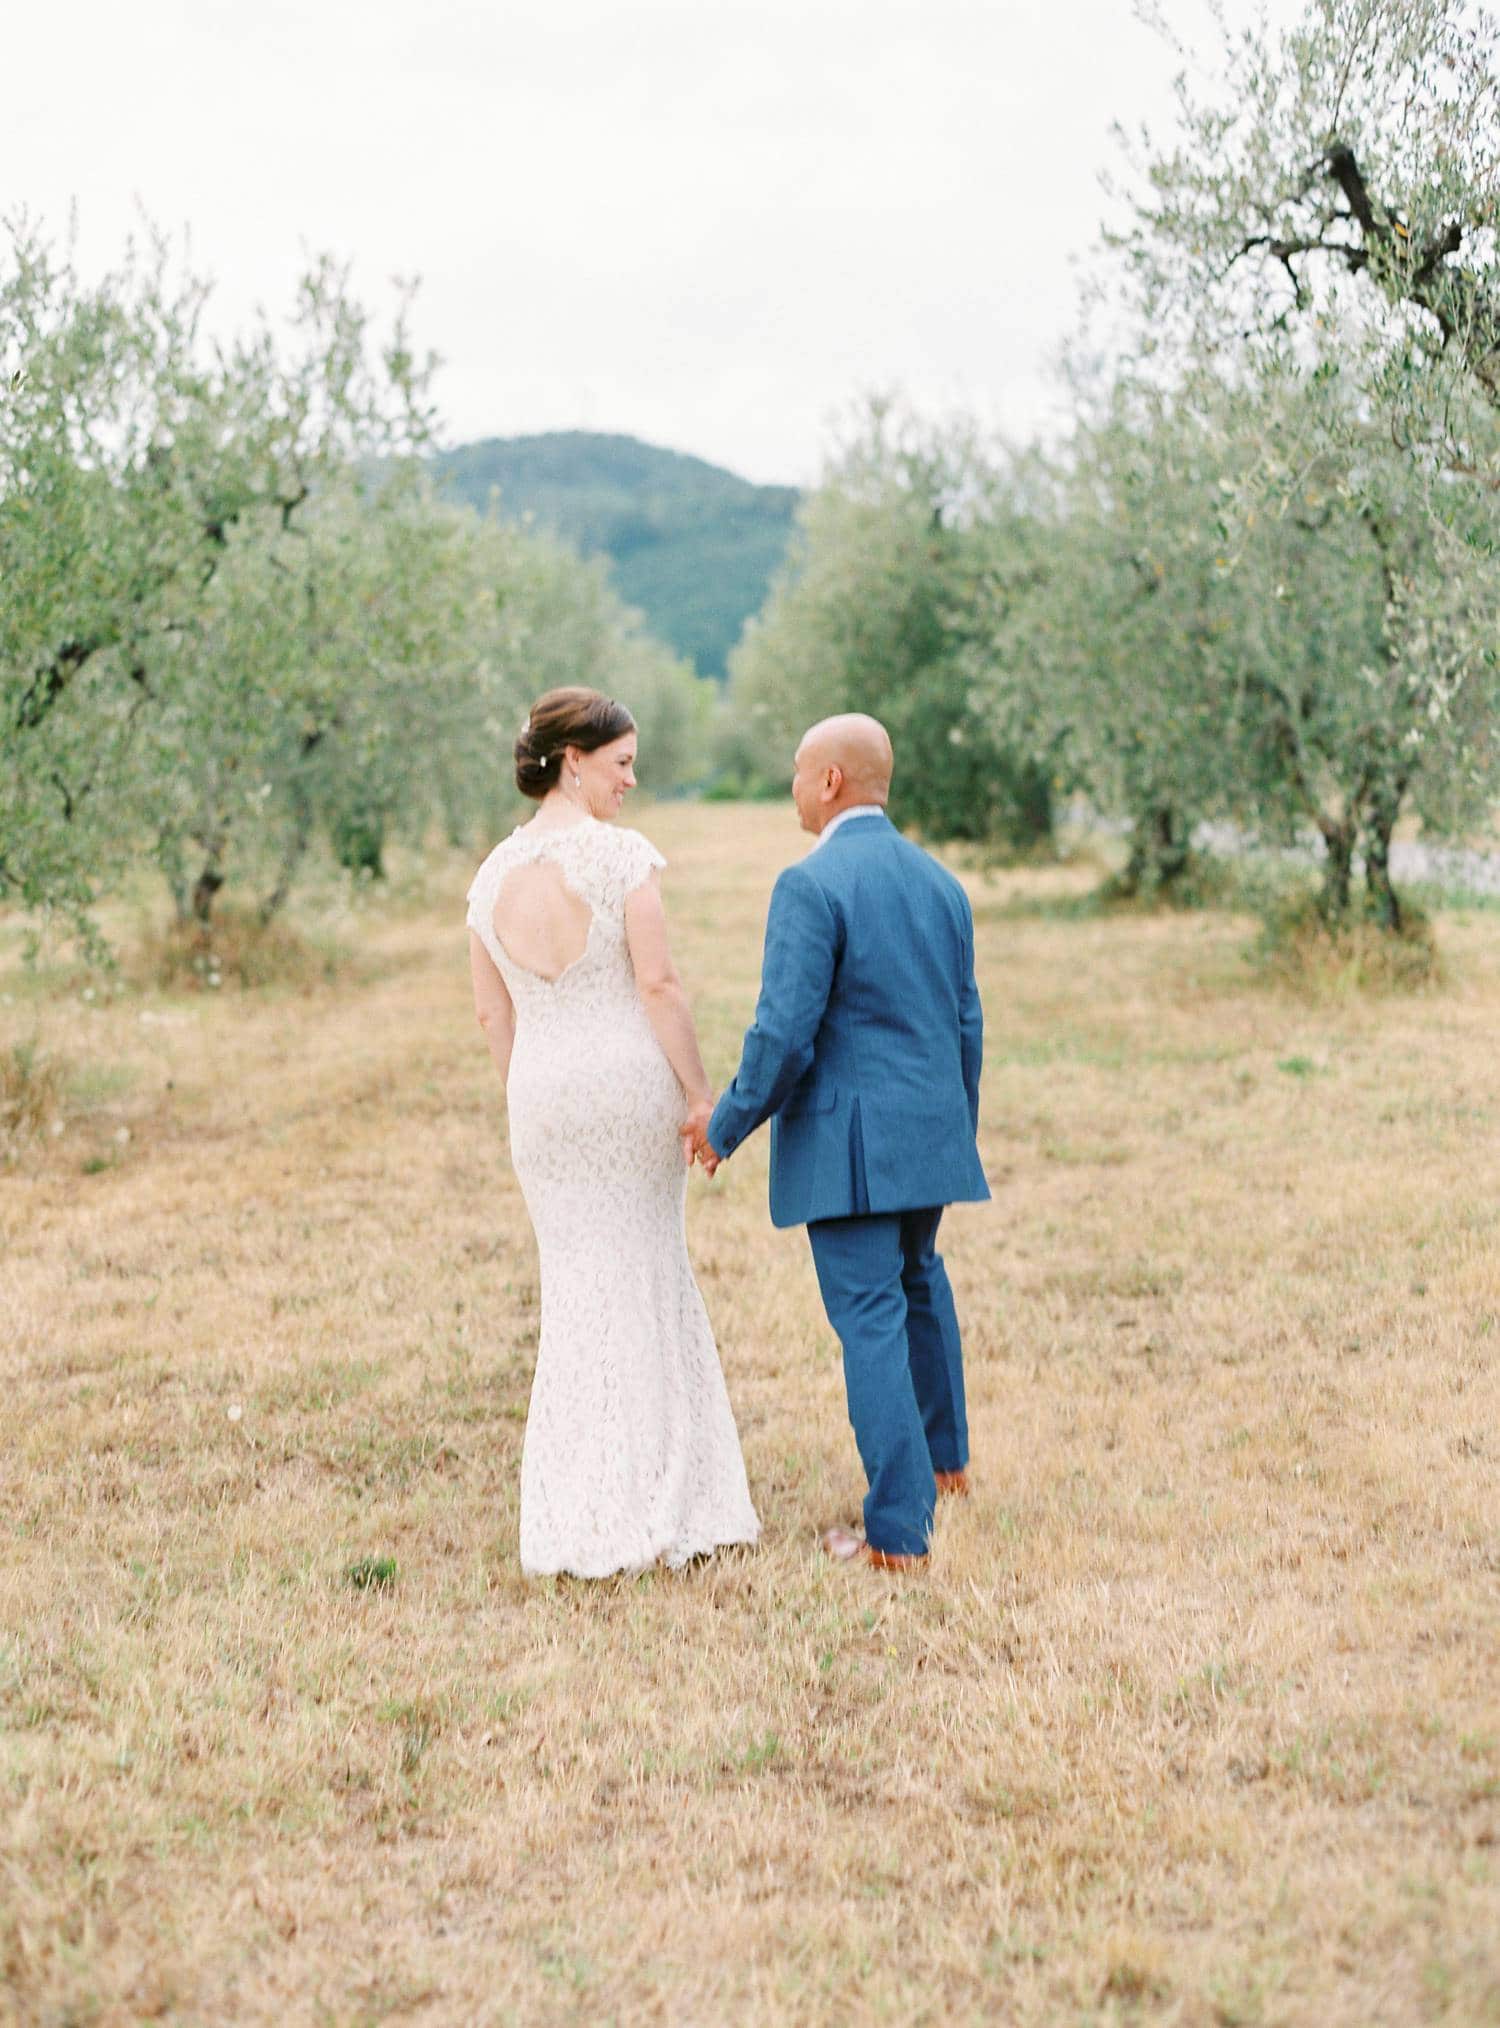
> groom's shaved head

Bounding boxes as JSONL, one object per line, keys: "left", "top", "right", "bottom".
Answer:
{"left": 798, "top": 714, "right": 894, "bottom": 804}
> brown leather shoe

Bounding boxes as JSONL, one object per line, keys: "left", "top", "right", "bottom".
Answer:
{"left": 862, "top": 1543, "right": 925, "bottom": 1572}
{"left": 935, "top": 1469, "right": 970, "bottom": 1498}
{"left": 820, "top": 1524, "right": 925, "bottom": 1573}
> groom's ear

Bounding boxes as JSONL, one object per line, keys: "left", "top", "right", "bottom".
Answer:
{"left": 823, "top": 764, "right": 844, "bottom": 800}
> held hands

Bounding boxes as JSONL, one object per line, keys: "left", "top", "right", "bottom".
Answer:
{"left": 680, "top": 1096, "right": 724, "bottom": 1178}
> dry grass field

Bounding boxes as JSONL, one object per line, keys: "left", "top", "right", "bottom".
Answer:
{"left": 2, "top": 802, "right": 1497, "bottom": 2026}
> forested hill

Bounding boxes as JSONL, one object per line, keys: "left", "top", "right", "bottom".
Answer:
{"left": 431, "top": 432, "right": 800, "bottom": 679}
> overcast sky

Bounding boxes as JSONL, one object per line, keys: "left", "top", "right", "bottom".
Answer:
{"left": 3, "top": 1, "right": 1303, "bottom": 486}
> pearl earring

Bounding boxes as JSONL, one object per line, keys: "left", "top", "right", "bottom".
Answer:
{"left": 572, "top": 770, "right": 581, "bottom": 789}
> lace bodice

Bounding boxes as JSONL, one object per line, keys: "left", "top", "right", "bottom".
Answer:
{"left": 466, "top": 816, "right": 665, "bottom": 1016}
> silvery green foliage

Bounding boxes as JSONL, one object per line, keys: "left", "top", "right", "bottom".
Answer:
{"left": 977, "top": 382, "right": 1257, "bottom": 892}
{"left": 726, "top": 399, "right": 1052, "bottom": 846}
{"left": 1090, "top": 0, "right": 1500, "bottom": 921}
{"left": 1120, "top": 0, "right": 1500, "bottom": 417}
{"left": 1225, "top": 354, "right": 1500, "bottom": 924}
{"left": 143, "top": 474, "right": 490, "bottom": 922}
{"left": 0, "top": 219, "right": 708, "bottom": 944}
{"left": 984, "top": 354, "right": 1500, "bottom": 921}
{"left": 0, "top": 218, "right": 433, "bottom": 934}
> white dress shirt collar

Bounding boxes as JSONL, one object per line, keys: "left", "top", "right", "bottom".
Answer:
{"left": 814, "top": 805, "right": 886, "bottom": 848}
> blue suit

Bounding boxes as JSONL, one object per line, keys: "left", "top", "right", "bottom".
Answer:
{"left": 708, "top": 811, "right": 989, "bottom": 1556}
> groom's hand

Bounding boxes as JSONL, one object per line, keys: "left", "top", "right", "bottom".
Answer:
{"left": 699, "top": 1137, "right": 723, "bottom": 1179}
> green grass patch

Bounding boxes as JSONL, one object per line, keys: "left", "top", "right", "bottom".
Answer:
{"left": 67, "top": 1060, "right": 140, "bottom": 1109}
{"left": 343, "top": 1556, "right": 399, "bottom": 1592}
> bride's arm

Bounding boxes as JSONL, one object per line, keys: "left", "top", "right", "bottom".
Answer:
{"left": 624, "top": 875, "right": 713, "bottom": 1122}
{"left": 470, "top": 932, "right": 516, "bottom": 1086}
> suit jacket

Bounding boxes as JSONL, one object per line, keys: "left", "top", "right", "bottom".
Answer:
{"left": 707, "top": 811, "right": 990, "bottom": 1229}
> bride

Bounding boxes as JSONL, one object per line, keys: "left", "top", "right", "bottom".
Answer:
{"left": 466, "top": 685, "right": 760, "bottom": 1577}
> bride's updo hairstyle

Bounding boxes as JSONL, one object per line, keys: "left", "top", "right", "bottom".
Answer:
{"left": 514, "top": 687, "right": 636, "bottom": 800}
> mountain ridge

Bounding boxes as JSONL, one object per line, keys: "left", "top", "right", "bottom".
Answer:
{"left": 431, "top": 430, "right": 800, "bottom": 680}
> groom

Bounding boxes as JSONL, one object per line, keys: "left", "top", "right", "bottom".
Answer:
{"left": 690, "top": 714, "right": 989, "bottom": 1572}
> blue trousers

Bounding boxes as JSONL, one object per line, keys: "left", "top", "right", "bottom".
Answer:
{"left": 805, "top": 1206, "right": 969, "bottom": 1559}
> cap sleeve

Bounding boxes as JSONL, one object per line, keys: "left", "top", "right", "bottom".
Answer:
{"left": 465, "top": 840, "right": 508, "bottom": 937}
{"left": 617, "top": 826, "right": 667, "bottom": 897}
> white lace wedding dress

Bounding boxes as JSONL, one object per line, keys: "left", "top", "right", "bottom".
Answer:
{"left": 467, "top": 815, "right": 760, "bottom": 1577}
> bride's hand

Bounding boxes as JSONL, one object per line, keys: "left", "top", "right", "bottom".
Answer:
{"left": 680, "top": 1096, "right": 714, "bottom": 1166}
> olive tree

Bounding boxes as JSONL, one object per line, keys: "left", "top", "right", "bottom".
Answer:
{"left": 979, "top": 383, "right": 1260, "bottom": 892}
{"left": 1, "top": 216, "right": 710, "bottom": 946}
{"left": 726, "top": 400, "right": 1052, "bottom": 847}
{"left": 1123, "top": 0, "right": 1500, "bottom": 429}
{"left": 143, "top": 474, "right": 492, "bottom": 923}
{"left": 140, "top": 481, "right": 715, "bottom": 927}
{"left": 1224, "top": 361, "right": 1500, "bottom": 926}
{"left": 1100, "top": 0, "right": 1500, "bottom": 925}
{"left": 983, "top": 348, "right": 1500, "bottom": 924}
{"left": 0, "top": 217, "right": 431, "bottom": 933}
